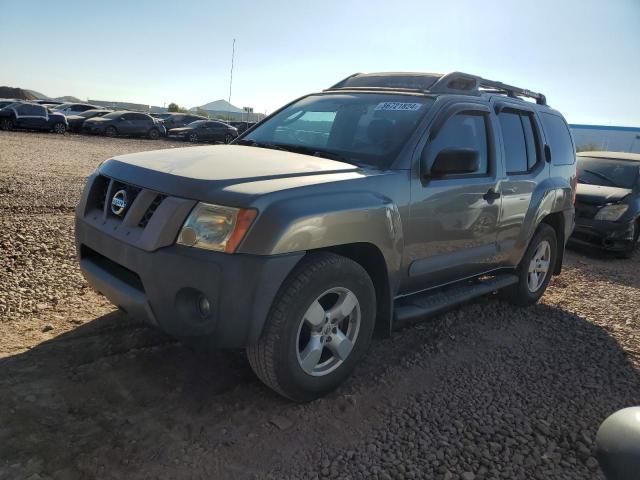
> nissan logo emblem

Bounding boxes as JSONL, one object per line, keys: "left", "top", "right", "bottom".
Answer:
{"left": 111, "top": 189, "right": 128, "bottom": 216}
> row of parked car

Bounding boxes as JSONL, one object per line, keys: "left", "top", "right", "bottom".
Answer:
{"left": 0, "top": 99, "right": 256, "bottom": 144}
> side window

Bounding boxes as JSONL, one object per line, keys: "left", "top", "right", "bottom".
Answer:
{"left": 499, "top": 112, "right": 528, "bottom": 173}
{"left": 121, "top": 113, "right": 134, "bottom": 120}
{"left": 521, "top": 115, "right": 539, "bottom": 169}
{"left": 428, "top": 112, "right": 489, "bottom": 174}
{"left": 541, "top": 113, "right": 575, "bottom": 165}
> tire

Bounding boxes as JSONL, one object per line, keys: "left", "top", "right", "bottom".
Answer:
{"left": 503, "top": 223, "right": 557, "bottom": 306}
{"left": 247, "top": 252, "right": 376, "bottom": 402}
{"left": 52, "top": 122, "right": 66, "bottom": 134}
{"left": 225, "top": 133, "right": 234, "bottom": 144}
{"left": 188, "top": 132, "right": 198, "bottom": 143}
{"left": 148, "top": 128, "right": 160, "bottom": 140}
{"left": 620, "top": 222, "right": 639, "bottom": 259}
{"left": 0, "top": 118, "right": 13, "bottom": 131}
{"left": 105, "top": 126, "right": 117, "bottom": 137}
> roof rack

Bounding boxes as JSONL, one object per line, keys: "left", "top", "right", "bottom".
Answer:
{"left": 326, "top": 71, "right": 547, "bottom": 105}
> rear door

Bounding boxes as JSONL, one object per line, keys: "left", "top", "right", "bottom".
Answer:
{"left": 15, "top": 104, "right": 48, "bottom": 129}
{"left": 403, "top": 101, "right": 502, "bottom": 292}
{"left": 492, "top": 101, "right": 549, "bottom": 262}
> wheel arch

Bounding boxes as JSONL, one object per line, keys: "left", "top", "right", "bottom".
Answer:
{"left": 318, "top": 242, "right": 393, "bottom": 339}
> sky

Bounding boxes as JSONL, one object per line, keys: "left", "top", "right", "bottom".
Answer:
{"left": 1, "top": 0, "right": 639, "bottom": 126}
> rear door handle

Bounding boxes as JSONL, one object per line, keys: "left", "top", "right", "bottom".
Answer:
{"left": 483, "top": 188, "right": 501, "bottom": 201}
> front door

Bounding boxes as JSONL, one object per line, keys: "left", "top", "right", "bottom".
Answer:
{"left": 402, "top": 104, "right": 502, "bottom": 293}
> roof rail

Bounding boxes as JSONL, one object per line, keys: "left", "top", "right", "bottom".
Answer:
{"left": 326, "top": 71, "right": 547, "bottom": 105}
{"left": 431, "top": 72, "right": 547, "bottom": 105}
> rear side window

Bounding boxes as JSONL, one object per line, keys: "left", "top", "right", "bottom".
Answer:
{"left": 498, "top": 110, "right": 540, "bottom": 173}
{"left": 541, "top": 113, "right": 575, "bottom": 165}
{"left": 428, "top": 112, "right": 489, "bottom": 174}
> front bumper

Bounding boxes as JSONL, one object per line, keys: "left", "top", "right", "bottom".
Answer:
{"left": 569, "top": 218, "right": 635, "bottom": 251}
{"left": 75, "top": 173, "right": 303, "bottom": 348}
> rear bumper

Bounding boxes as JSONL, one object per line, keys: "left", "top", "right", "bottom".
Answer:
{"left": 75, "top": 217, "right": 303, "bottom": 348}
{"left": 569, "top": 218, "right": 635, "bottom": 251}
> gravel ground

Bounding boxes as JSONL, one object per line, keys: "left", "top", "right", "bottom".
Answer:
{"left": 1, "top": 130, "right": 639, "bottom": 479}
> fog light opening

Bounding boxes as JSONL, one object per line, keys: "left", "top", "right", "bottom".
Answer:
{"left": 197, "top": 295, "right": 211, "bottom": 318}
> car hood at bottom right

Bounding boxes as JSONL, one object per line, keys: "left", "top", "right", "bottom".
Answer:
{"left": 575, "top": 184, "right": 632, "bottom": 205}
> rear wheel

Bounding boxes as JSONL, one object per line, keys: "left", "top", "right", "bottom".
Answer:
{"left": 105, "top": 126, "right": 117, "bottom": 137}
{"left": 0, "top": 118, "right": 13, "bottom": 131}
{"left": 247, "top": 252, "right": 376, "bottom": 402}
{"left": 188, "top": 132, "right": 199, "bottom": 143}
{"left": 148, "top": 128, "right": 160, "bottom": 140}
{"left": 503, "top": 223, "right": 557, "bottom": 306}
{"left": 52, "top": 122, "right": 66, "bottom": 134}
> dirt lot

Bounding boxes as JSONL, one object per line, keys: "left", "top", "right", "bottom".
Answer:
{"left": 1, "top": 130, "right": 639, "bottom": 480}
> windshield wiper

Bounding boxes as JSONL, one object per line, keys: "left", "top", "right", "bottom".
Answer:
{"left": 236, "top": 139, "right": 288, "bottom": 151}
{"left": 582, "top": 169, "right": 618, "bottom": 187}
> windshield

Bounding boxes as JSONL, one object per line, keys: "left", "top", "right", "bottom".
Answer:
{"left": 577, "top": 157, "right": 639, "bottom": 189}
{"left": 241, "top": 93, "right": 434, "bottom": 168}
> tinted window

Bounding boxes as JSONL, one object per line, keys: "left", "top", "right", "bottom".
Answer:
{"left": 428, "top": 112, "right": 489, "bottom": 174}
{"left": 521, "top": 114, "right": 539, "bottom": 169}
{"left": 244, "top": 93, "right": 434, "bottom": 168}
{"left": 541, "top": 113, "right": 575, "bottom": 165}
{"left": 18, "top": 104, "right": 45, "bottom": 116}
{"left": 577, "top": 157, "right": 639, "bottom": 189}
{"left": 499, "top": 112, "right": 527, "bottom": 173}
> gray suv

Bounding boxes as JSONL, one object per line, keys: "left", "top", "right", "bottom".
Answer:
{"left": 75, "top": 72, "right": 576, "bottom": 401}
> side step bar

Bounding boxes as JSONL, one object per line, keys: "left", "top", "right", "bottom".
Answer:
{"left": 393, "top": 273, "right": 519, "bottom": 328}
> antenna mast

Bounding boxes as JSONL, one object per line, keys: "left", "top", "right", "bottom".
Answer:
{"left": 228, "top": 39, "right": 236, "bottom": 111}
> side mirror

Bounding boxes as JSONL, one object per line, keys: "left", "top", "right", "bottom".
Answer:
{"left": 425, "top": 148, "right": 480, "bottom": 177}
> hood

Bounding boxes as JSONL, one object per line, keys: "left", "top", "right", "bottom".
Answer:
{"left": 85, "top": 117, "right": 110, "bottom": 124}
{"left": 99, "top": 145, "right": 365, "bottom": 205}
{"left": 169, "top": 127, "right": 192, "bottom": 134}
{"left": 576, "top": 183, "right": 632, "bottom": 205}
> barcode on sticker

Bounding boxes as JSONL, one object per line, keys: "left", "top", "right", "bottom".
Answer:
{"left": 375, "top": 102, "right": 422, "bottom": 111}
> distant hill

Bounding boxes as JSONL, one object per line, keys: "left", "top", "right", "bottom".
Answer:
{"left": 0, "top": 87, "right": 82, "bottom": 103}
{"left": 193, "top": 99, "right": 244, "bottom": 113}
{"left": 0, "top": 86, "right": 40, "bottom": 100}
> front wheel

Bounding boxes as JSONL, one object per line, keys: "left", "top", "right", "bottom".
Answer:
{"left": 148, "top": 128, "right": 160, "bottom": 140}
{"left": 247, "top": 252, "right": 376, "bottom": 402}
{"left": 105, "top": 126, "right": 117, "bottom": 137}
{"left": 503, "top": 223, "right": 557, "bottom": 306}
{"left": 52, "top": 122, "right": 66, "bottom": 134}
{"left": 225, "top": 133, "right": 234, "bottom": 144}
{"left": 188, "top": 132, "right": 198, "bottom": 143}
{"left": 620, "top": 222, "right": 639, "bottom": 259}
{"left": 0, "top": 118, "right": 13, "bottom": 131}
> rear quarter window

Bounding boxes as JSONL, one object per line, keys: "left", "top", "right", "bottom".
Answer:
{"left": 541, "top": 112, "right": 575, "bottom": 165}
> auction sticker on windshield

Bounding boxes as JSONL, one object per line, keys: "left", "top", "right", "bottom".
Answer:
{"left": 375, "top": 102, "right": 423, "bottom": 111}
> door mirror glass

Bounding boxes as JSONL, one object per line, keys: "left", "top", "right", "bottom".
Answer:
{"left": 429, "top": 148, "right": 480, "bottom": 176}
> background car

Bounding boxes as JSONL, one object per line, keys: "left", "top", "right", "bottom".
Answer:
{"left": 0, "top": 102, "right": 67, "bottom": 133}
{"left": 571, "top": 151, "right": 640, "bottom": 257}
{"left": 82, "top": 111, "right": 165, "bottom": 139}
{"left": 229, "top": 121, "right": 257, "bottom": 134}
{"left": 53, "top": 103, "right": 99, "bottom": 116}
{"left": 66, "top": 109, "right": 112, "bottom": 133}
{"left": 160, "top": 113, "right": 208, "bottom": 132}
{"left": 167, "top": 119, "right": 238, "bottom": 143}
{"left": 33, "top": 99, "right": 63, "bottom": 106}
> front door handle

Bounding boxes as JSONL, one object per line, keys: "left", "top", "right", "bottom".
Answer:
{"left": 483, "top": 188, "right": 501, "bottom": 201}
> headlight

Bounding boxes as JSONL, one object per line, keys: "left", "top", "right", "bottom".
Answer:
{"left": 177, "top": 203, "right": 257, "bottom": 253}
{"left": 594, "top": 204, "right": 629, "bottom": 221}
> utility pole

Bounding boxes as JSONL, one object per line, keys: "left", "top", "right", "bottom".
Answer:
{"left": 228, "top": 38, "right": 236, "bottom": 122}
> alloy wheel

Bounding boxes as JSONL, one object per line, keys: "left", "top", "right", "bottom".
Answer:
{"left": 527, "top": 240, "right": 551, "bottom": 292}
{"left": 296, "top": 287, "right": 361, "bottom": 376}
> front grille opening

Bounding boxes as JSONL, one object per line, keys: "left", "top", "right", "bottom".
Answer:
{"left": 91, "top": 175, "right": 110, "bottom": 212}
{"left": 139, "top": 194, "right": 166, "bottom": 228}
{"left": 81, "top": 245, "right": 144, "bottom": 292}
